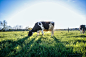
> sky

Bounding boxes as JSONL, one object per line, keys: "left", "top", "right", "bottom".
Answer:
{"left": 0, "top": 0, "right": 86, "bottom": 29}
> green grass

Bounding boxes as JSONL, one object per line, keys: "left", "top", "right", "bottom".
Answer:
{"left": 0, "top": 31, "right": 86, "bottom": 57}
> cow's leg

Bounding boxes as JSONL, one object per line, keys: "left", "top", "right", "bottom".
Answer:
{"left": 51, "top": 30, "right": 54, "bottom": 36}
{"left": 80, "top": 30, "right": 82, "bottom": 34}
{"left": 37, "top": 31, "right": 39, "bottom": 36}
{"left": 84, "top": 29, "right": 85, "bottom": 34}
{"left": 83, "top": 29, "right": 85, "bottom": 34}
{"left": 41, "top": 30, "right": 44, "bottom": 36}
{"left": 82, "top": 28, "right": 84, "bottom": 34}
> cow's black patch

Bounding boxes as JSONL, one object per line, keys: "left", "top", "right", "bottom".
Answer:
{"left": 42, "top": 22, "right": 50, "bottom": 30}
{"left": 80, "top": 25, "right": 86, "bottom": 34}
{"left": 80, "top": 25, "right": 86, "bottom": 30}
{"left": 32, "top": 22, "right": 42, "bottom": 32}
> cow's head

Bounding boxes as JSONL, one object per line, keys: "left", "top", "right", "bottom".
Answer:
{"left": 28, "top": 31, "right": 33, "bottom": 36}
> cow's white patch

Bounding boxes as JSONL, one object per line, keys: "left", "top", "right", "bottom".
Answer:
{"left": 38, "top": 22, "right": 44, "bottom": 30}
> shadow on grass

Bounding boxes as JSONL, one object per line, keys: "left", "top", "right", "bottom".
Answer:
{"left": 10, "top": 36, "right": 41, "bottom": 57}
{"left": 73, "top": 40, "right": 86, "bottom": 44}
{"left": 73, "top": 35, "right": 86, "bottom": 38}
{"left": 0, "top": 36, "right": 32, "bottom": 57}
{"left": 52, "top": 36, "right": 82, "bottom": 57}
{"left": 0, "top": 35, "right": 83, "bottom": 57}
{"left": 63, "top": 33, "right": 74, "bottom": 36}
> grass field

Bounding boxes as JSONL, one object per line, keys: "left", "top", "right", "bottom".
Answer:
{"left": 0, "top": 31, "right": 86, "bottom": 57}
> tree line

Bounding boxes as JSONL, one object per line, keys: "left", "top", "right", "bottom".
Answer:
{"left": 0, "top": 20, "right": 32, "bottom": 31}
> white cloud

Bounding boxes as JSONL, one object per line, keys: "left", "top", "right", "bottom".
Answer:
{"left": 67, "top": 0, "right": 77, "bottom": 2}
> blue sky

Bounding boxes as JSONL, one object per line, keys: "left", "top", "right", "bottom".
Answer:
{"left": 0, "top": 0, "right": 86, "bottom": 29}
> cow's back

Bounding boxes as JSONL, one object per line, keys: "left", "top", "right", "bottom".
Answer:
{"left": 42, "top": 21, "right": 54, "bottom": 30}
{"left": 42, "top": 22, "right": 50, "bottom": 30}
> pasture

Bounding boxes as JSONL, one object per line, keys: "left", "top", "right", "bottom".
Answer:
{"left": 0, "top": 31, "right": 86, "bottom": 57}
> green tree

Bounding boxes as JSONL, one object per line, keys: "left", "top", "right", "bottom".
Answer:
{"left": 3, "top": 20, "right": 7, "bottom": 30}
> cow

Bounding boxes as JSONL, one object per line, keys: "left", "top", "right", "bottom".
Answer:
{"left": 28, "top": 21, "right": 55, "bottom": 36}
{"left": 79, "top": 25, "right": 86, "bottom": 34}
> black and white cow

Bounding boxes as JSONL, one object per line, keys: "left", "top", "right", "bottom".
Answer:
{"left": 28, "top": 21, "right": 54, "bottom": 36}
{"left": 79, "top": 25, "right": 86, "bottom": 34}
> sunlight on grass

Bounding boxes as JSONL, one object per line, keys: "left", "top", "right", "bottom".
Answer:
{"left": 0, "top": 31, "right": 86, "bottom": 57}
{"left": 27, "top": 36, "right": 41, "bottom": 52}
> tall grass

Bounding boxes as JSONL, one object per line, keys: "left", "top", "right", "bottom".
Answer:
{"left": 0, "top": 31, "right": 86, "bottom": 57}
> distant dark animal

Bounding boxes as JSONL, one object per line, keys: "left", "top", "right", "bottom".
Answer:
{"left": 28, "top": 21, "right": 55, "bottom": 36}
{"left": 79, "top": 25, "right": 86, "bottom": 34}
